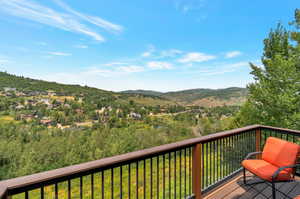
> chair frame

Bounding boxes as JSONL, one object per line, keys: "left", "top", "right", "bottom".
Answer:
{"left": 243, "top": 151, "right": 299, "bottom": 199}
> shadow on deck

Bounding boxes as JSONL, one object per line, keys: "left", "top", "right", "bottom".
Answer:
{"left": 204, "top": 172, "right": 300, "bottom": 199}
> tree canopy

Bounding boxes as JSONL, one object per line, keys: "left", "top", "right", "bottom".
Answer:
{"left": 232, "top": 9, "right": 300, "bottom": 129}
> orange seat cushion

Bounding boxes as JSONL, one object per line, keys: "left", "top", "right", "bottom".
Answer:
{"left": 294, "top": 196, "right": 300, "bottom": 199}
{"left": 262, "top": 137, "right": 300, "bottom": 174}
{"left": 242, "top": 159, "right": 292, "bottom": 181}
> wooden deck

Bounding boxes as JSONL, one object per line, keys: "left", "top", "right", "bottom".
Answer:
{"left": 204, "top": 173, "right": 300, "bottom": 199}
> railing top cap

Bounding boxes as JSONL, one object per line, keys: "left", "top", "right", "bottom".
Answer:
{"left": 2, "top": 124, "right": 300, "bottom": 197}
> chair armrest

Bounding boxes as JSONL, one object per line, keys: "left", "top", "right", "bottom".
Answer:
{"left": 272, "top": 164, "right": 300, "bottom": 181}
{"left": 244, "top": 151, "right": 262, "bottom": 160}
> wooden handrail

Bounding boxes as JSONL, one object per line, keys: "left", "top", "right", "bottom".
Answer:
{"left": 1, "top": 124, "right": 281, "bottom": 199}
{"left": 260, "top": 125, "right": 300, "bottom": 135}
{"left": 0, "top": 125, "right": 261, "bottom": 198}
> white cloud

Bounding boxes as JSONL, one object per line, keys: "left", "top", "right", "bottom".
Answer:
{"left": 194, "top": 61, "right": 249, "bottom": 76}
{"left": 118, "top": 65, "right": 144, "bottom": 73}
{"left": 147, "top": 61, "right": 173, "bottom": 70}
{"left": 104, "top": 62, "right": 128, "bottom": 66}
{"left": 48, "top": 52, "right": 72, "bottom": 56}
{"left": 53, "top": 0, "right": 123, "bottom": 34}
{"left": 74, "top": 44, "right": 88, "bottom": 49}
{"left": 142, "top": 52, "right": 151, "bottom": 57}
{"left": 83, "top": 65, "right": 144, "bottom": 76}
{"left": 0, "top": 0, "right": 123, "bottom": 41}
{"left": 174, "top": 0, "right": 206, "bottom": 13}
{"left": 0, "top": 59, "right": 9, "bottom": 64}
{"left": 141, "top": 44, "right": 155, "bottom": 57}
{"left": 225, "top": 51, "right": 242, "bottom": 58}
{"left": 178, "top": 52, "right": 216, "bottom": 63}
{"left": 160, "top": 49, "right": 182, "bottom": 58}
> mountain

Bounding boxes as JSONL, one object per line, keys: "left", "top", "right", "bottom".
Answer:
{"left": 121, "top": 87, "right": 248, "bottom": 107}
{"left": 0, "top": 72, "right": 174, "bottom": 106}
{"left": 0, "top": 72, "right": 111, "bottom": 96}
{"left": 121, "top": 90, "right": 163, "bottom": 97}
{"left": 162, "top": 87, "right": 247, "bottom": 106}
{"left": 0, "top": 72, "right": 247, "bottom": 107}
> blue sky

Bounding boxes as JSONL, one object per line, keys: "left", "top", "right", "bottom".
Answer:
{"left": 0, "top": 0, "right": 298, "bottom": 91}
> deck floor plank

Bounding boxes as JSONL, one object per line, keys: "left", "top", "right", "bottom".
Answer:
{"left": 204, "top": 173, "right": 300, "bottom": 199}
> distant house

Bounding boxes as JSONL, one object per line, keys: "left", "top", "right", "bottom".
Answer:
{"left": 20, "top": 114, "right": 34, "bottom": 121}
{"left": 116, "top": 108, "right": 122, "bottom": 114}
{"left": 4, "top": 87, "right": 16, "bottom": 92}
{"left": 47, "top": 91, "right": 56, "bottom": 96}
{"left": 40, "top": 119, "right": 53, "bottom": 126}
{"left": 26, "top": 99, "right": 38, "bottom": 106}
{"left": 16, "top": 92, "right": 26, "bottom": 96}
{"left": 40, "top": 98, "right": 51, "bottom": 105}
{"left": 5, "top": 92, "right": 13, "bottom": 96}
{"left": 28, "top": 91, "right": 40, "bottom": 96}
{"left": 75, "top": 109, "right": 84, "bottom": 114}
{"left": 15, "top": 104, "right": 25, "bottom": 110}
{"left": 57, "top": 123, "right": 70, "bottom": 130}
{"left": 64, "top": 104, "right": 71, "bottom": 108}
{"left": 129, "top": 112, "right": 142, "bottom": 119}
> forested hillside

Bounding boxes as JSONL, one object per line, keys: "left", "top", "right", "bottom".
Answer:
{"left": 122, "top": 87, "right": 247, "bottom": 107}
{"left": 0, "top": 72, "right": 239, "bottom": 179}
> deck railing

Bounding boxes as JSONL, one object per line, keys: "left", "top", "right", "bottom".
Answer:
{"left": 0, "top": 125, "right": 300, "bottom": 199}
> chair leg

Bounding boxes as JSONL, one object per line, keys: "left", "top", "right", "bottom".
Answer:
{"left": 243, "top": 167, "right": 247, "bottom": 185}
{"left": 272, "top": 181, "right": 276, "bottom": 199}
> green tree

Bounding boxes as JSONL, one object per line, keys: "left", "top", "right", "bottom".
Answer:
{"left": 232, "top": 9, "right": 300, "bottom": 129}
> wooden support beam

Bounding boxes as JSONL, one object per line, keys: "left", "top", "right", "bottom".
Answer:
{"left": 192, "top": 143, "right": 202, "bottom": 199}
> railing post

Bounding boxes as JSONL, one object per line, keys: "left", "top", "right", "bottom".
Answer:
{"left": 255, "top": 128, "right": 261, "bottom": 158}
{"left": 192, "top": 143, "right": 202, "bottom": 199}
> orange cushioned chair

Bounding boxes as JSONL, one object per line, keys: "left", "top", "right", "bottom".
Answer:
{"left": 242, "top": 137, "right": 300, "bottom": 199}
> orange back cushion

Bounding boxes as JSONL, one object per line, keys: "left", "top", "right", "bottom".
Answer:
{"left": 262, "top": 137, "right": 300, "bottom": 169}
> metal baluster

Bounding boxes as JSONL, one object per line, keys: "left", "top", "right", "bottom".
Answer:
{"left": 55, "top": 183, "right": 58, "bottom": 199}
{"left": 144, "top": 159, "right": 146, "bottom": 199}
{"left": 136, "top": 161, "right": 139, "bottom": 199}
{"left": 80, "top": 177, "right": 83, "bottom": 199}
{"left": 157, "top": 156, "right": 159, "bottom": 199}
{"left": 174, "top": 151, "right": 176, "bottom": 198}
{"left": 184, "top": 148, "right": 187, "bottom": 196}
{"left": 111, "top": 168, "right": 114, "bottom": 199}
{"left": 128, "top": 164, "right": 131, "bottom": 199}
{"left": 201, "top": 144, "right": 204, "bottom": 189}
{"left": 41, "top": 186, "right": 44, "bottom": 199}
{"left": 91, "top": 173, "right": 94, "bottom": 199}
{"left": 168, "top": 153, "right": 171, "bottom": 199}
{"left": 179, "top": 150, "right": 182, "bottom": 198}
{"left": 68, "top": 179, "right": 71, "bottom": 199}
{"left": 151, "top": 157, "right": 153, "bottom": 199}
{"left": 213, "top": 140, "right": 216, "bottom": 183}
{"left": 102, "top": 171, "right": 104, "bottom": 199}
{"left": 189, "top": 147, "right": 192, "bottom": 195}
{"left": 25, "top": 191, "right": 29, "bottom": 199}
{"left": 163, "top": 155, "right": 165, "bottom": 199}
{"left": 120, "top": 166, "right": 122, "bottom": 199}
